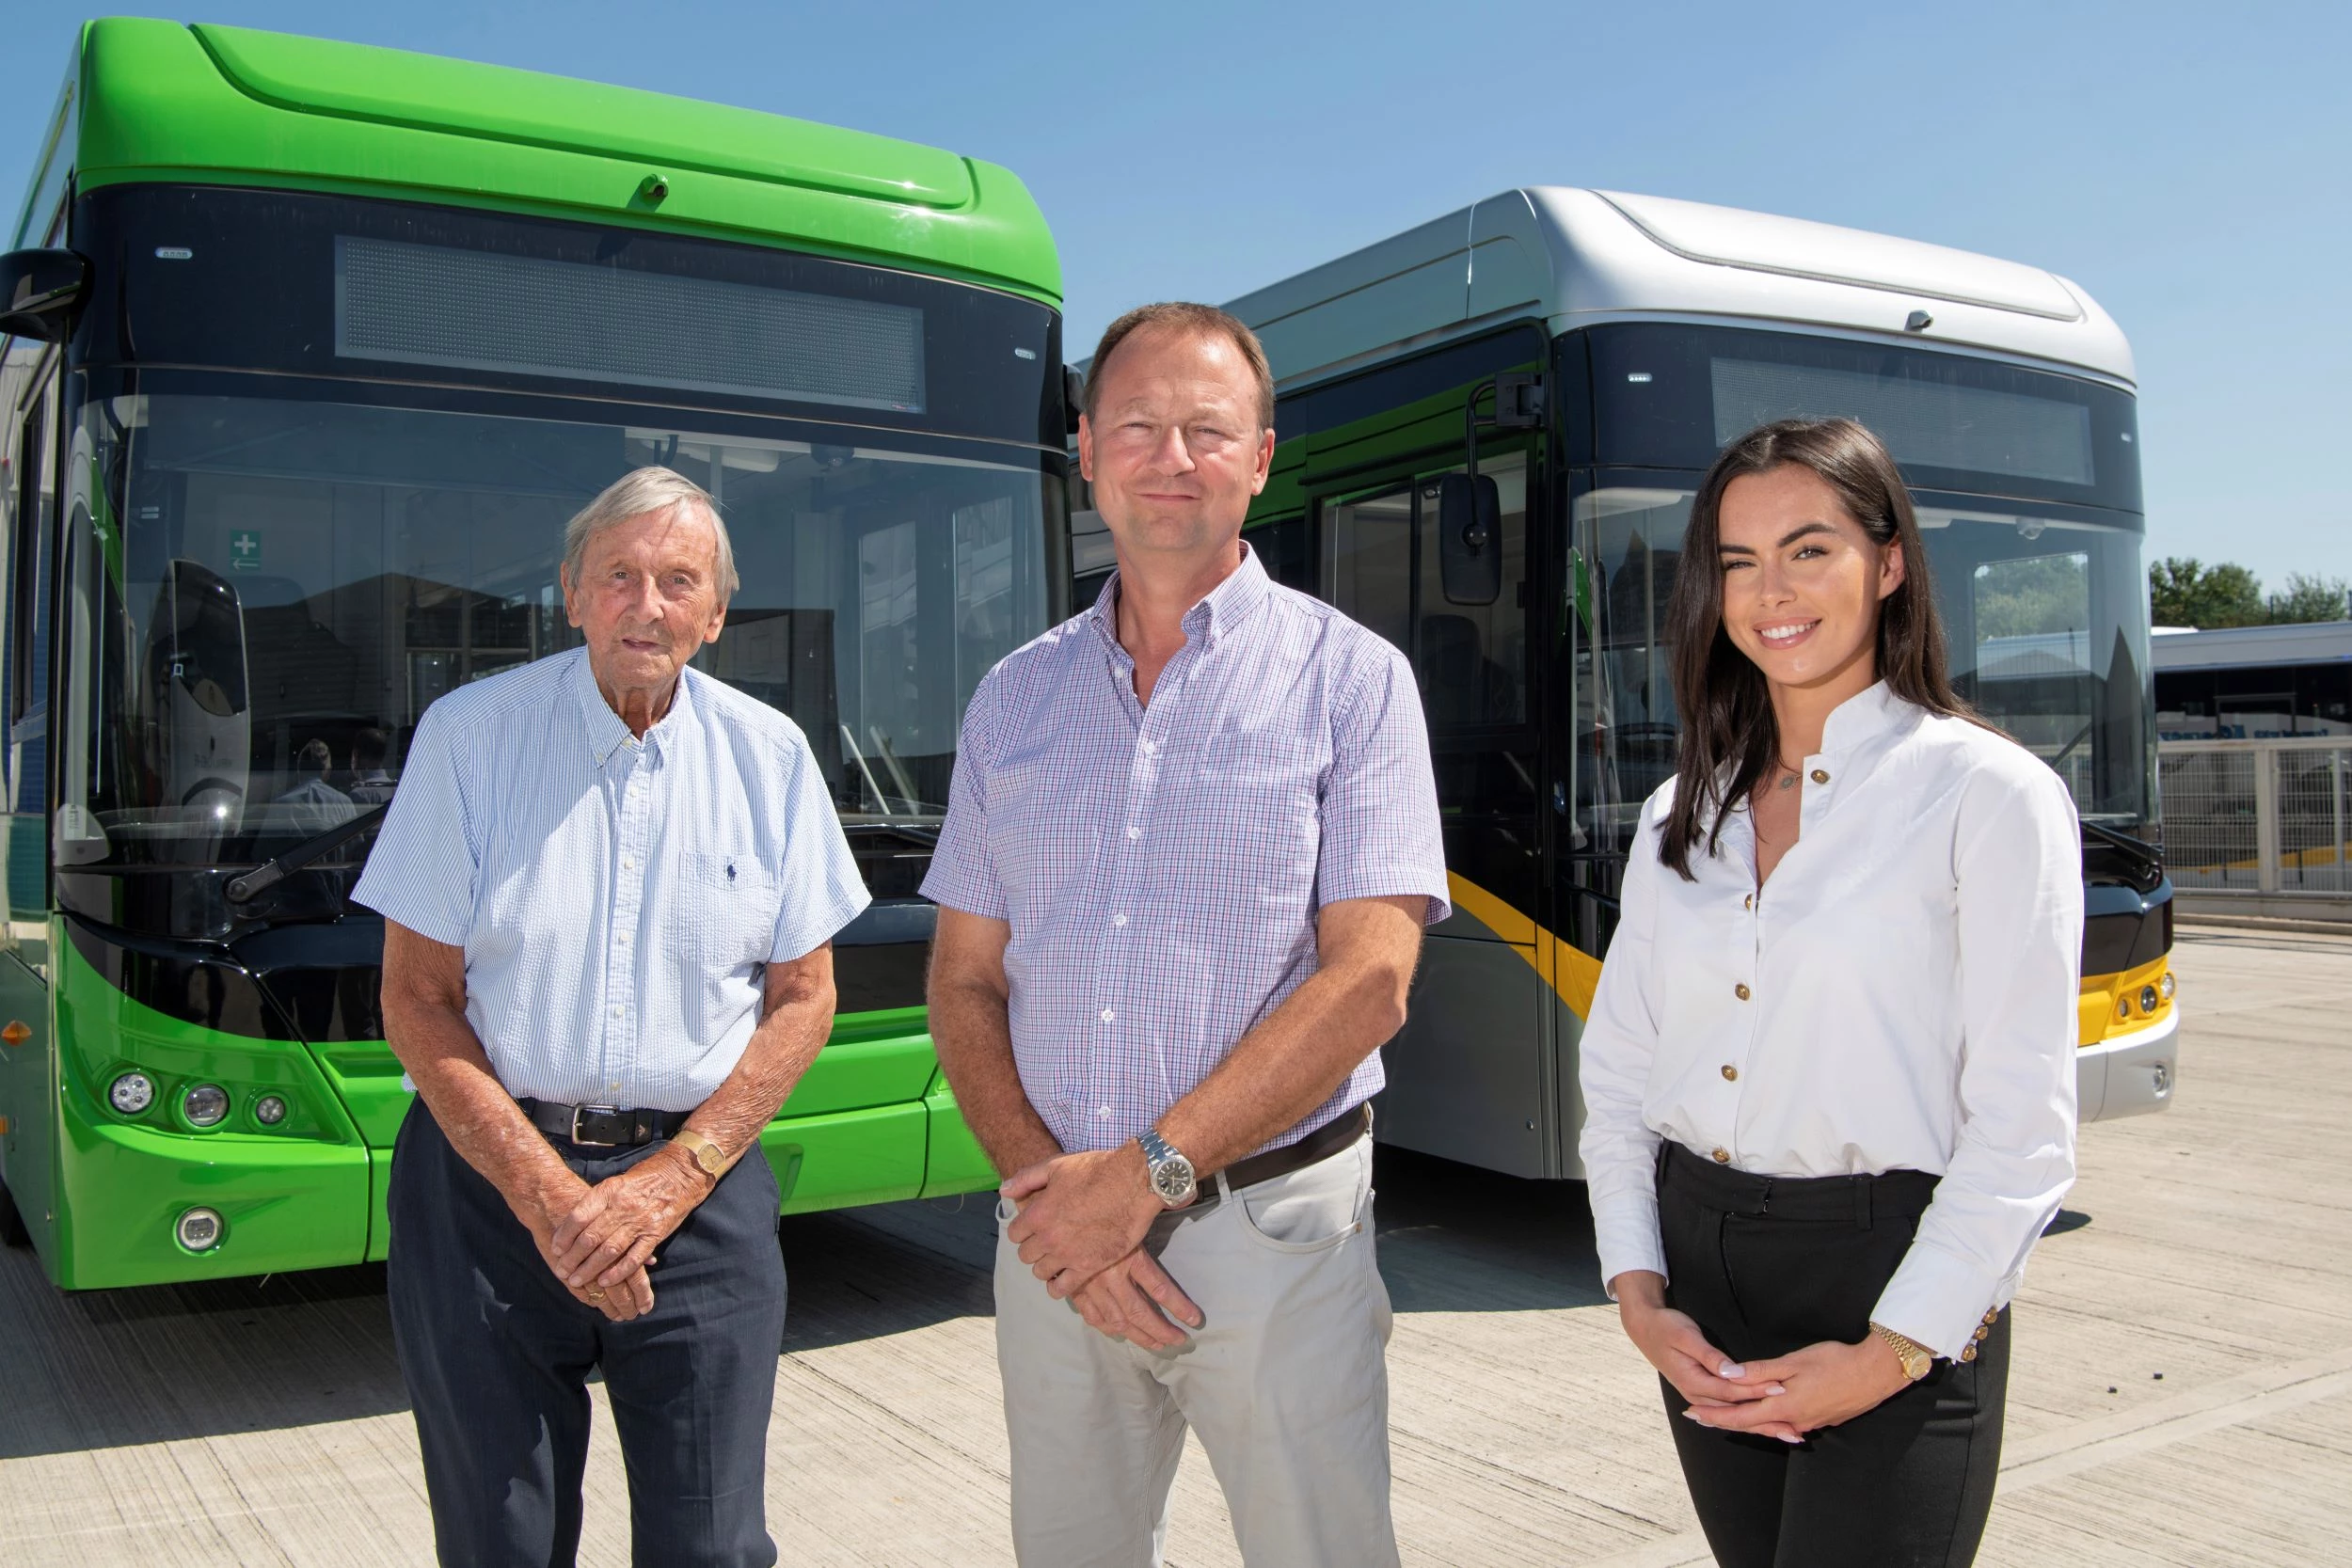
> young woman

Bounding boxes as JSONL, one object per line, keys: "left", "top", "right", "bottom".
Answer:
{"left": 1578, "top": 418, "right": 2083, "bottom": 1568}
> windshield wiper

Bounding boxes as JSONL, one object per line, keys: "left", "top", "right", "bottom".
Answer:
{"left": 225, "top": 803, "right": 389, "bottom": 905}
{"left": 2079, "top": 818, "right": 2163, "bottom": 879}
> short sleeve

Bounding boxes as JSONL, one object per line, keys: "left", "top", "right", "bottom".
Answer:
{"left": 352, "top": 704, "right": 480, "bottom": 946}
{"left": 769, "top": 731, "right": 874, "bottom": 962}
{"left": 1315, "top": 642, "right": 1451, "bottom": 924}
{"left": 919, "top": 672, "right": 1009, "bottom": 920}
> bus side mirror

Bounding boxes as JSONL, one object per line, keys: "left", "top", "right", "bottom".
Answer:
{"left": 1437, "top": 473, "right": 1502, "bottom": 606}
{"left": 0, "top": 249, "right": 90, "bottom": 343}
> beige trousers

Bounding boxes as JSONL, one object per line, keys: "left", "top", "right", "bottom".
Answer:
{"left": 993, "top": 1135, "right": 1398, "bottom": 1568}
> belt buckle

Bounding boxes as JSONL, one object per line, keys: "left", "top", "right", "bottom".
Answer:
{"left": 569, "top": 1103, "right": 625, "bottom": 1147}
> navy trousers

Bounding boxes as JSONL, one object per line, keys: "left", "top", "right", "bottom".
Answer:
{"left": 387, "top": 1100, "right": 788, "bottom": 1568}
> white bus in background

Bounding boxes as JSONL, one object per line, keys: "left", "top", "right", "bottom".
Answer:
{"left": 1107, "top": 187, "right": 2180, "bottom": 1180}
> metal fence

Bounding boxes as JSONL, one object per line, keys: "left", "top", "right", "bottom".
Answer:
{"left": 2159, "top": 737, "right": 2351, "bottom": 895}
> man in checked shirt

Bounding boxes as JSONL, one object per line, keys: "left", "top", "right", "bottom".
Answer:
{"left": 923, "top": 303, "right": 1449, "bottom": 1567}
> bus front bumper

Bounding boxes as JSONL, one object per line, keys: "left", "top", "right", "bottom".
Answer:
{"left": 50, "top": 1105, "right": 373, "bottom": 1291}
{"left": 2078, "top": 1008, "right": 2180, "bottom": 1123}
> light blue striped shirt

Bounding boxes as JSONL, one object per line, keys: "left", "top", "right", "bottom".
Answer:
{"left": 921, "top": 547, "right": 1449, "bottom": 1155}
{"left": 354, "top": 647, "right": 870, "bottom": 1112}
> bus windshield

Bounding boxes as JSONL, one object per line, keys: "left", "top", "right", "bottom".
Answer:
{"left": 61, "top": 391, "right": 1055, "bottom": 921}
{"left": 1573, "top": 483, "right": 2153, "bottom": 849}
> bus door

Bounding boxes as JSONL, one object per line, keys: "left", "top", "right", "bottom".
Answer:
{"left": 0, "top": 356, "right": 59, "bottom": 1255}
{"left": 1322, "top": 451, "right": 1553, "bottom": 1175}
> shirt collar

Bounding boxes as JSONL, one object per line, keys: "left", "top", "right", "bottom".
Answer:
{"left": 567, "top": 646, "right": 696, "bottom": 768}
{"left": 1087, "top": 541, "right": 1272, "bottom": 658}
{"left": 1816, "top": 679, "right": 1912, "bottom": 761}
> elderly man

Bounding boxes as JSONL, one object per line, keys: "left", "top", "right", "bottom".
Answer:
{"left": 355, "top": 467, "right": 867, "bottom": 1568}
{"left": 924, "top": 303, "right": 1449, "bottom": 1566}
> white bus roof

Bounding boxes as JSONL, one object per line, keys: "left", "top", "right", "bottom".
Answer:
{"left": 1222, "top": 187, "right": 2134, "bottom": 392}
{"left": 2151, "top": 621, "right": 2352, "bottom": 673}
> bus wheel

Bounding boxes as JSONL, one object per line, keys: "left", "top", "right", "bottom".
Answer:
{"left": 0, "top": 1176, "right": 31, "bottom": 1249}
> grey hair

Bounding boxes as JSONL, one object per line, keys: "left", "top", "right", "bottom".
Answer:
{"left": 561, "top": 466, "right": 740, "bottom": 604}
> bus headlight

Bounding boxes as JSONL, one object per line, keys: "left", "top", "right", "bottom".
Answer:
{"left": 2138, "top": 985, "right": 2161, "bottom": 1014}
{"left": 252, "top": 1095, "right": 288, "bottom": 1126}
{"left": 2115, "top": 997, "right": 2130, "bottom": 1022}
{"left": 175, "top": 1207, "right": 224, "bottom": 1251}
{"left": 109, "top": 1070, "right": 156, "bottom": 1116}
{"left": 2159, "top": 972, "right": 2176, "bottom": 1002}
{"left": 183, "top": 1084, "right": 230, "bottom": 1127}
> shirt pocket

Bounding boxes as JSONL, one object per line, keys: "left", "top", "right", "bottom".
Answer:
{"left": 671, "top": 849, "right": 785, "bottom": 974}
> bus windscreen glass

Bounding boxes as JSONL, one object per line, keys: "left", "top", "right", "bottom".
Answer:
{"left": 1568, "top": 483, "right": 2152, "bottom": 851}
{"left": 62, "top": 392, "right": 1052, "bottom": 926}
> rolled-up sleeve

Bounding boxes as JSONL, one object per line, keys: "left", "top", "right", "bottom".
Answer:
{"left": 769, "top": 731, "right": 872, "bottom": 963}
{"left": 1578, "top": 796, "right": 1670, "bottom": 1294}
{"left": 920, "top": 671, "right": 1008, "bottom": 920}
{"left": 352, "top": 705, "right": 478, "bottom": 946}
{"left": 1315, "top": 646, "right": 1450, "bottom": 925}
{"left": 1872, "top": 764, "right": 2083, "bottom": 1359}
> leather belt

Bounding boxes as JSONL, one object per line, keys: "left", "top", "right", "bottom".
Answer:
{"left": 519, "top": 1097, "right": 690, "bottom": 1149}
{"left": 1187, "top": 1103, "right": 1372, "bottom": 1212}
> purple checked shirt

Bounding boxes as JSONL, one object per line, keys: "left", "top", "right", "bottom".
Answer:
{"left": 921, "top": 546, "right": 1450, "bottom": 1156}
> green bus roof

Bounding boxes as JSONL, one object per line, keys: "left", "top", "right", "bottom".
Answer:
{"left": 14, "top": 18, "right": 1061, "bottom": 306}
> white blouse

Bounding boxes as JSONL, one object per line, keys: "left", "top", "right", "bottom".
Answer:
{"left": 1578, "top": 682, "right": 2084, "bottom": 1361}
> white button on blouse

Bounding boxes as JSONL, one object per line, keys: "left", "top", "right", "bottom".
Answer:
{"left": 1577, "top": 682, "right": 2085, "bottom": 1361}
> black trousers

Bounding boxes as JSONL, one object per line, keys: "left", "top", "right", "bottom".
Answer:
{"left": 1656, "top": 1142, "right": 2009, "bottom": 1568}
{"left": 387, "top": 1100, "right": 788, "bottom": 1568}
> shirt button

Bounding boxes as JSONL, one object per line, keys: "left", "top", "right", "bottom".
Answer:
{"left": 1811, "top": 768, "right": 1830, "bottom": 784}
{"left": 1141, "top": 740, "right": 1156, "bottom": 755}
{"left": 1722, "top": 1065, "right": 1739, "bottom": 1081}
{"left": 611, "top": 1005, "right": 624, "bottom": 1018}
{"left": 1735, "top": 983, "right": 1752, "bottom": 1001}
{"left": 1962, "top": 1344, "right": 1979, "bottom": 1363}
{"left": 616, "top": 931, "right": 631, "bottom": 946}
{"left": 1983, "top": 1308, "right": 2000, "bottom": 1326}
{"left": 1711, "top": 1148, "right": 1732, "bottom": 1164}
{"left": 1126, "top": 825, "right": 1141, "bottom": 841}
{"left": 1097, "top": 1106, "right": 1113, "bottom": 1119}
{"left": 1099, "top": 1007, "right": 1115, "bottom": 1022}
{"left": 621, "top": 854, "right": 637, "bottom": 870}
{"left": 1112, "top": 913, "right": 1128, "bottom": 927}
{"left": 1742, "top": 894, "right": 1754, "bottom": 911}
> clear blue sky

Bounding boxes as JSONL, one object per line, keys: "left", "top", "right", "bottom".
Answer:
{"left": 5, "top": 2, "right": 2344, "bottom": 591}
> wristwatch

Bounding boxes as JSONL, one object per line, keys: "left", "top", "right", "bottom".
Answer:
{"left": 672, "top": 1127, "right": 737, "bottom": 1181}
{"left": 1869, "top": 1321, "right": 1933, "bottom": 1383}
{"left": 1136, "top": 1126, "right": 1198, "bottom": 1209}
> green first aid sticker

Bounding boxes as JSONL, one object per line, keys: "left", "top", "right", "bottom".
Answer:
{"left": 229, "top": 529, "right": 262, "bottom": 570}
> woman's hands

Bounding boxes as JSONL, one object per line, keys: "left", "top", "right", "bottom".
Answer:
{"left": 1680, "top": 1337, "right": 1914, "bottom": 1440}
{"left": 1610, "top": 1271, "right": 1800, "bottom": 1444}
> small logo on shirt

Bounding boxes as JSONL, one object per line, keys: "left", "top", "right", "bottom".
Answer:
{"left": 726, "top": 862, "right": 738, "bottom": 883}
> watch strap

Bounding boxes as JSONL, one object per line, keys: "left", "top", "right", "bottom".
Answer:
{"left": 671, "top": 1127, "right": 736, "bottom": 1180}
{"left": 1869, "top": 1321, "right": 1933, "bottom": 1380}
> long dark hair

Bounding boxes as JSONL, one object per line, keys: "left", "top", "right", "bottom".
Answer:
{"left": 1658, "top": 418, "right": 1973, "bottom": 879}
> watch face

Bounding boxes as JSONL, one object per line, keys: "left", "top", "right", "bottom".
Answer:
{"left": 1151, "top": 1160, "right": 1195, "bottom": 1204}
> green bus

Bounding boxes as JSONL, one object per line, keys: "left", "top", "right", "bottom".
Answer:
{"left": 0, "top": 19, "right": 1071, "bottom": 1290}
{"left": 1075, "top": 187, "right": 2178, "bottom": 1181}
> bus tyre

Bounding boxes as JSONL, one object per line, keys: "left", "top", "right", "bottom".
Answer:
{"left": 0, "top": 1176, "right": 32, "bottom": 1249}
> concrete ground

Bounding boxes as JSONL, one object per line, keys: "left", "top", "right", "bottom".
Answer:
{"left": 0, "top": 922, "right": 2345, "bottom": 1566}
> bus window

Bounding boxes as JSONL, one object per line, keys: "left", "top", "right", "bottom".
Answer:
{"left": 1573, "top": 484, "right": 1691, "bottom": 851}
{"left": 1323, "top": 452, "right": 1531, "bottom": 730}
{"left": 6, "top": 371, "right": 56, "bottom": 921}
{"left": 1416, "top": 457, "right": 1528, "bottom": 728}
{"left": 1325, "top": 486, "right": 1413, "bottom": 653}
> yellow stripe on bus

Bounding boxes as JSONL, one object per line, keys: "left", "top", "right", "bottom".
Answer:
{"left": 1442, "top": 871, "right": 2165, "bottom": 1047}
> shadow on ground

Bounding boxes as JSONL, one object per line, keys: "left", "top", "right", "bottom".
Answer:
{"left": 0, "top": 1144, "right": 1606, "bottom": 1457}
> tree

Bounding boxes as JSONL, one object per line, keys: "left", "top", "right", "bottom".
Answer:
{"left": 2265, "top": 572, "right": 2352, "bottom": 625}
{"left": 2148, "top": 557, "right": 2265, "bottom": 628}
